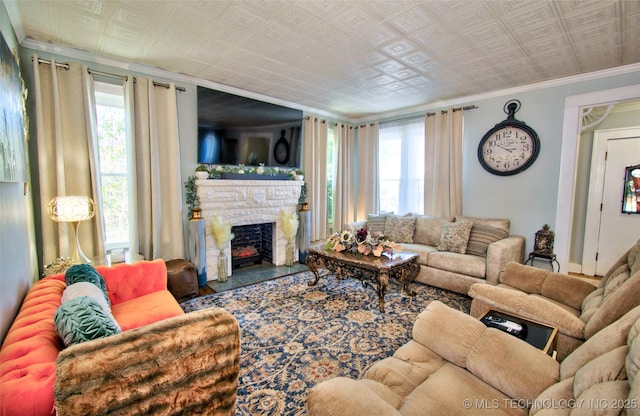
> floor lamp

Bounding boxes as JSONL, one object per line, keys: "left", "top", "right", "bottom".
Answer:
{"left": 48, "top": 196, "right": 97, "bottom": 264}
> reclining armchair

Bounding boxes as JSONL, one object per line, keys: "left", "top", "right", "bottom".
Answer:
{"left": 468, "top": 240, "right": 640, "bottom": 360}
{"left": 307, "top": 300, "right": 640, "bottom": 416}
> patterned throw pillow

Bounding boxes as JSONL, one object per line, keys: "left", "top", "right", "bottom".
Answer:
{"left": 54, "top": 296, "right": 121, "bottom": 347}
{"left": 384, "top": 215, "right": 417, "bottom": 243}
{"left": 437, "top": 221, "right": 473, "bottom": 254}
{"left": 466, "top": 223, "right": 509, "bottom": 257}
{"left": 65, "top": 264, "right": 110, "bottom": 306}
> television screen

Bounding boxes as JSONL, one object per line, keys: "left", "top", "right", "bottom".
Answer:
{"left": 197, "top": 128, "right": 221, "bottom": 164}
{"left": 197, "top": 87, "right": 303, "bottom": 167}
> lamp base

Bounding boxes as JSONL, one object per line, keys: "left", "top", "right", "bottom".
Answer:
{"left": 71, "top": 221, "right": 92, "bottom": 264}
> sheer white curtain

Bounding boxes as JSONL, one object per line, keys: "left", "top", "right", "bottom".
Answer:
{"left": 129, "top": 77, "right": 185, "bottom": 260}
{"left": 33, "top": 56, "right": 105, "bottom": 265}
{"left": 379, "top": 118, "right": 424, "bottom": 215}
{"left": 333, "top": 124, "right": 355, "bottom": 231}
{"left": 303, "top": 117, "right": 329, "bottom": 241}
{"left": 424, "top": 109, "right": 463, "bottom": 217}
{"left": 355, "top": 123, "right": 379, "bottom": 220}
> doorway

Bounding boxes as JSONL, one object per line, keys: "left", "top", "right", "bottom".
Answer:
{"left": 583, "top": 129, "right": 640, "bottom": 276}
{"left": 555, "top": 84, "right": 640, "bottom": 274}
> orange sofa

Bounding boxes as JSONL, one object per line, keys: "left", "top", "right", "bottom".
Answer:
{"left": 0, "top": 259, "right": 185, "bottom": 415}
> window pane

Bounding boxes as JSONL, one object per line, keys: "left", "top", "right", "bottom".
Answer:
{"left": 327, "top": 128, "right": 335, "bottom": 233}
{"left": 94, "top": 81, "right": 129, "bottom": 249}
{"left": 379, "top": 118, "right": 424, "bottom": 214}
{"left": 96, "top": 105, "right": 127, "bottom": 173}
{"left": 100, "top": 175, "right": 129, "bottom": 245}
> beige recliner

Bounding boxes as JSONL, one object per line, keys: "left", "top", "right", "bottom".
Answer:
{"left": 307, "top": 301, "right": 640, "bottom": 416}
{"left": 468, "top": 240, "right": 640, "bottom": 360}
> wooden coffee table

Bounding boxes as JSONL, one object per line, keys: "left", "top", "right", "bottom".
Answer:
{"left": 305, "top": 246, "right": 420, "bottom": 313}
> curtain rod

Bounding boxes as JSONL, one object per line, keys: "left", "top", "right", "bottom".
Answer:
{"left": 34, "top": 57, "right": 69, "bottom": 70}
{"left": 426, "top": 105, "right": 478, "bottom": 117}
{"left": 33, "top": 57, "right": 186, "bottom": 92}
{"left": 306, "top": 104, "right": 479, "bottom": 128}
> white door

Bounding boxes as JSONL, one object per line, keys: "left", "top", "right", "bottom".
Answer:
{"left": 596, "top": 137, "right": 640, "bottom": 275}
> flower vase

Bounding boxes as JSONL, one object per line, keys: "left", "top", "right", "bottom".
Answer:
{"left": 285, "top": 240, "right": 295, "bottom": 267}
{"left": 218, "top": 249, "right": 228, "bottom": 282}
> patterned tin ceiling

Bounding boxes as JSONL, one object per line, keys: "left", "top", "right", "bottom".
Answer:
{"left": 8, "top": 0, "right": 640, "bottom": 118}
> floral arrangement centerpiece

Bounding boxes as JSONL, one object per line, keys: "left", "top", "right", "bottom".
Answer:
{"left": 279, "top": 210, "right": 299, "bottom": 266}
{"left": 210, "top": 214, "right": 234, "bottom": 282}
{"left": 325, "top": 228, "right": 402, "bottom": 258}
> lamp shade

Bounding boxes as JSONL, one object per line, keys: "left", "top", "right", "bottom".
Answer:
{"left": 48, "top": 196, "right": 97, "bottom": 223}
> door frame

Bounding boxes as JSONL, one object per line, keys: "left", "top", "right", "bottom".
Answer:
{"left": 555, "top": 84, "right": 640, "bottom": 274}
{"left": 582, "top": 127, "right": 640, "bottom": 275}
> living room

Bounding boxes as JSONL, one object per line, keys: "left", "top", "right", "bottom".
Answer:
{"left": 1, "top": 1, "right": 640, "bottom": 415}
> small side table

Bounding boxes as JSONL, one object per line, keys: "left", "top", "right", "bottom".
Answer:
{"left": 479, "top": 309, "right": 558, "bottom": 358}
{"left": 525, "top": 251, "right": 560, "bottom": 272}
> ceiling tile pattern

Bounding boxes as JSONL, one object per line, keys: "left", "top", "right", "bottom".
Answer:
{"left": 11, "top": 0, "right": 640, "bottom": 118}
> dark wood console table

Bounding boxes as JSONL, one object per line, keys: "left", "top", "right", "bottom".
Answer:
{"left": 305, "top": 247, "right": 419, "bottom": 313}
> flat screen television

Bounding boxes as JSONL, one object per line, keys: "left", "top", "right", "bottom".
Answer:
{"left": 197, "top": 87, "right": 303, "bottom": 167}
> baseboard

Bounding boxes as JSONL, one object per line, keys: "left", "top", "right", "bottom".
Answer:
{"left": 567, "top": 262, "right": 583, "bottom": 274}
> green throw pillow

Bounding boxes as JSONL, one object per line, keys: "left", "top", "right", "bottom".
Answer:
{"left": 54, "top": 296, "right": 121, "bottom": 347}
{"left": 65, "top": 264, "right": 110, "bottom": 306}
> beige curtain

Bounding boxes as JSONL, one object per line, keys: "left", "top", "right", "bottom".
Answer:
{"left": 303, "top": 117, "right": 329, "bottom": 241}
{"left": 130, "top": 77, "right": 184, "bottom": 260}
{"left": 355, "top": 123, "right": 379, "bottom": 221}
{"left": 33, "top": 56, "right": 105, "bottom": 265}
{"left": 333, "top": 124, "right": 355, "bottom": 231}
{"left": 424, "top": 109, "right": 463, "bottom": 217}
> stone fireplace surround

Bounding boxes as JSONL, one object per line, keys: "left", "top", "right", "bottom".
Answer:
{"left": 195, "top": 179, "right": 303, "bottom": 281}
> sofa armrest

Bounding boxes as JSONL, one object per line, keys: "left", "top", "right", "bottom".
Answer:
{"left": 499, "top": 262, "right": 596, "bottom": 309}
{"left": 55, "top": 308, "right": 240, "bottom": 416}
{"left": 412, "top": 301, "right": 559, "bottom": 401}
{"left": 468, "top": 283, "right": 586, "bottom": 338}
{"left": 485, "top": 235, "right": 525, "bottom": 285}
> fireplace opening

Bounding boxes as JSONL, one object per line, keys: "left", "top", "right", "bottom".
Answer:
{"left": 231, "top": 223, "right": 274, "bottom": 269}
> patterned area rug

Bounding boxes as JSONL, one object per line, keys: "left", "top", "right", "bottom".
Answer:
{"left": 181, "top": 269, "right": 471, "bottom": 416}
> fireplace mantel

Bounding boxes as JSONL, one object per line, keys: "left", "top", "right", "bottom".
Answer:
{"left": 195, "top": 179, "right": 303, "bottom": 281}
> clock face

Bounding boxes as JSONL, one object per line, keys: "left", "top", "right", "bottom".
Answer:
{"left": 478, "top": 123, "right": 540, "bottom": 176}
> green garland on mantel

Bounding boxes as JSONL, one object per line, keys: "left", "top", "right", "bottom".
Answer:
{"left": 199, "top": 164, "right": 304, "bottom": 180}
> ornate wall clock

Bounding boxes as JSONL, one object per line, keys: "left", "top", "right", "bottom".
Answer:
{"left": 477, "top": 99, "right": 540, "bottom": 176}
{"left": 273, "top": 130, "right": 290, "bottom": 164}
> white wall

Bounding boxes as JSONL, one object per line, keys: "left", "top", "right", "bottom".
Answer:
{"left": 0, "top": 3, "right": 38, "bottom": 343}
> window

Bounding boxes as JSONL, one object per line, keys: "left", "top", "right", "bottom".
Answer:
{"left": 327, "top": 126, "right": 336, "bottom": 233}
{"left": 94, "top": 81, "right": 131, "bottom": 251}
{"left": 378, "top": 118, "right": 424, "bottom": 214}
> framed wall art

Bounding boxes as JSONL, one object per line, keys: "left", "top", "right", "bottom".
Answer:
{"left": 0, "top": 31, "right": 28, "bottom": 183}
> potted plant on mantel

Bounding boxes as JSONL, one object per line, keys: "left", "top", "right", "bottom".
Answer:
{"left": 195, "top": 164, "right": 210, "bottom": 179}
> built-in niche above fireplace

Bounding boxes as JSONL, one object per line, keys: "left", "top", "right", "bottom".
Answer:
{"left": 197, "top": 87, "right": 303, "bottom": 168}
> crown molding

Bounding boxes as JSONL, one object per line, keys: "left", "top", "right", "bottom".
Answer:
{"left": 20, "top": 38, "right": 640, "bottom": 125}
{"left": 21, "top": 38, "right": 343, "bottom": 121}
{"left": 3, "top": 0, "right": 26, "bottom": 43}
